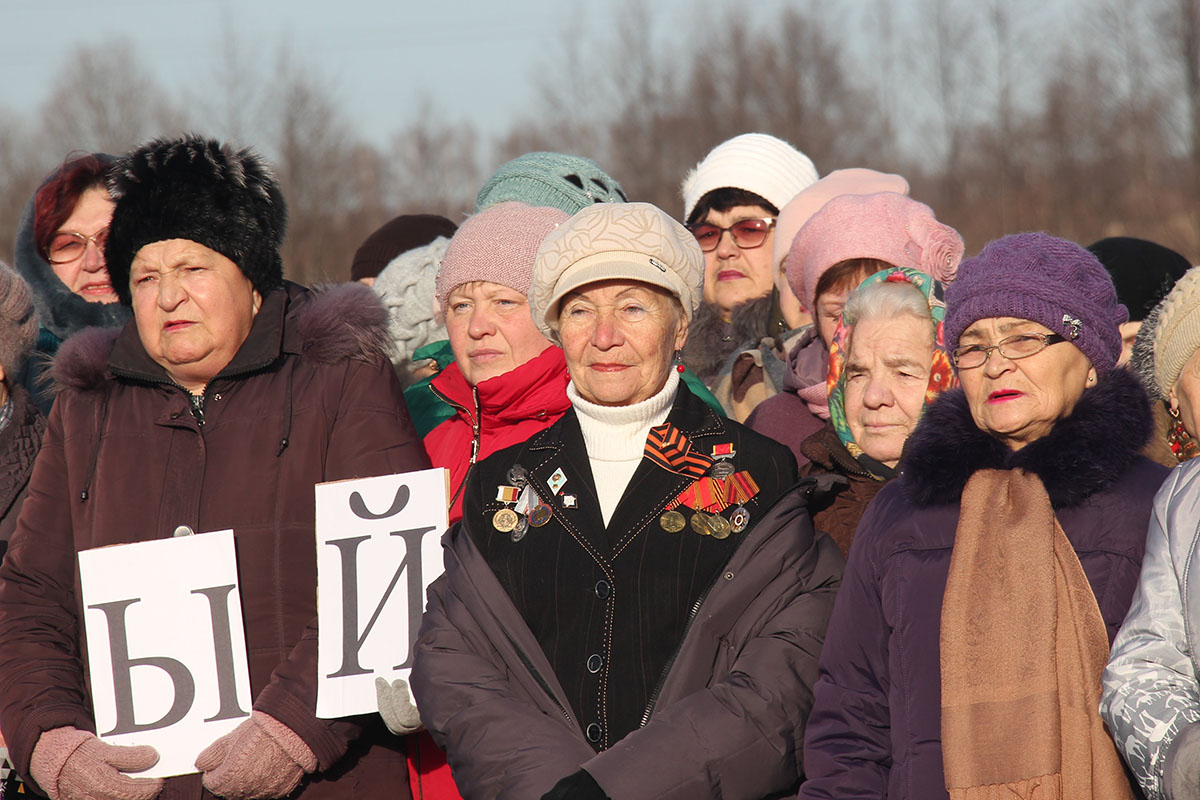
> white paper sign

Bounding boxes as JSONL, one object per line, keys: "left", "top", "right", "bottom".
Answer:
{"left": 316, "top": 468, "right": 449, "bottom": 718}
{"left": 78, "top": 531, "right": 251, "bottom": 779}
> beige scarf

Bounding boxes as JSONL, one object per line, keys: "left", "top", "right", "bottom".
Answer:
{"left": 940, "top": 469, "right": 1134, "bottom": 799}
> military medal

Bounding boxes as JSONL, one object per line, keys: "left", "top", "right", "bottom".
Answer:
{"left": 493, "top": 508, "right": 519, "bottom": 532}
{"left": 561, "top": 494, "right": 577, "bottom": 508}
{"left": 691, "top": 511, "right": 711, "bottom": 536}
{"left": 730, "top": 505, "right": 750, "bottom": 533}
{"left": 529, "top": 503, "right": 553, "bottom": 527}
{"left": 495, "top": 485, "right": 520, "bottom": 503}
{"left": 660, "top": 510, "right": 685, "bottom": 533}
{"left": 511, "top": 514, "right": 530, "bottom": 542}
{"left": 708, "top": 461, "right": 735, "bottom": 480}
{"left": 507, "top": 465, "right": 529, "bottom": 486}
{"left": 707, "top": 513, "right": 732, "bottom": 540}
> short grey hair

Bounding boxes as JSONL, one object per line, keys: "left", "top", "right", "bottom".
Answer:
{"left": 843, "top": 278, "right": 932, "bottom": 329}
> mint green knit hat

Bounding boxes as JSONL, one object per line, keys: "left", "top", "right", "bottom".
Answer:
{"left": 474, "top": 152, "right": 627, "bottom": 215}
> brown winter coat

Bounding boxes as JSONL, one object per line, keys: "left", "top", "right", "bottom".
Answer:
{"left": 0, "top": 282, "right": 427, "bottom": 800}
{"left": 800, "top": 422, "right": 888, "bottom": 557}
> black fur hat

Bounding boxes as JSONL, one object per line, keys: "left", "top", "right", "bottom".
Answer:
{"left": 105, "top": 134, "right": 287, "bottom": 305}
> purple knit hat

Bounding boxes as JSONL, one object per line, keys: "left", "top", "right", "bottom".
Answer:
{"left": 434, "top": 201, "right": 568, "bottom": 309}
{"left": 945, "top": 232, "right": 1128, "bottom": 375}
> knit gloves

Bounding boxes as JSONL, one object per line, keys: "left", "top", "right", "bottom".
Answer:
{"left": 194, "top": 711, "right": 317, "bottom": 800}
{"left": 541, "top": 769, "right": 608, "bottom": 800}
{"left": 375, "top": 676, "right": 423, "bottom": 735}
{"left": 29, "top": 726, "right": 163, "bottom": 800}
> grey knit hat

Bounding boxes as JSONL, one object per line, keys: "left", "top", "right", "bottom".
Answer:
{"left": 373, "top": 237, "right": 452, "bottom": 368}
{"left": 0, "top": 261, "right": 38, "bottom": 382}
{"left": 1143, "top": 265, "right": 1200, "bottom": 399}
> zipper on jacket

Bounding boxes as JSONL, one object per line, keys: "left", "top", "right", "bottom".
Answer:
{"left": 430, "top": 383, "right": 482, "bottom": 512}
{"left": 505, "top": 632, "right": 574, "bottom": 726}
{"left": 639, "top": 578, "right": 718, "bottom": 727}
{"left": 638, "top": 487, "right": 804, "bottom": 727}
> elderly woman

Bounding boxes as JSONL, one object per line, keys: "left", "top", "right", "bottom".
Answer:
{"left": 747, "top": 191, "right": 961, "bottom": 464}
{"left": 1102, "top": 265, "right": 1200, "bottom": 800}
{"left": 799, "top": 233, "right": 1168, "bottom": 799}
{"left": 0, "top": 135, "right": 428, "bottom": 800}
{"left": 801, "top": 268, "right": 956, "bottom": 556}
{"left": 14, "top": 153, "right": 130, "bottom": 412}
{"left": 1129, "top": 266, "right": 1200, "bottom": 466}
{"left": 411, "top": 202, "right": 841, "bottom": 800}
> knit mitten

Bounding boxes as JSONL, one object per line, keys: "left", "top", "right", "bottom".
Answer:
{"left": 29, "top": 726, "right": 162, "bottom": 800}
{"left": 375, "top": 676, "right": 423, "bottom": 735}
{"left": 194, "top": 711, "right": 318, "bottom": 800}
{"left": 541, "top": 769, "right": 608, "bottom": 800}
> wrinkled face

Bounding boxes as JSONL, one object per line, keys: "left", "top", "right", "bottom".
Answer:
{"left": 558, "top": 280, "right": 688, "bottom": 406}
{"left": 50, "top": 186, "right": 119, "bottom": 303}
{"left": 131, "top": 239, "right": 262, "bottom": 394}
{"left": 698, "top": 205, "right": 776, "bottom": 319}
{"left": 1170, "top": 346, "right": 1200, "bottom": 439}
{"left": 843, "top": 314, "right": 934, "bottom": 468}
{"left": 445, "top": 281, "right": 552, "bottom": 386}
{"left": 957, "top": 317, "right": 1096, "bottom": 450}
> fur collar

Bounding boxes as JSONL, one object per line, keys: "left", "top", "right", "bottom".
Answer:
{"left": 683, "top": 292, "right": 775, "bottom": 381}
{"left": 52, "top": 281, "right": 391, "bottom": 393}
{"left": 900, "top": 367, "right": 1152, "bottom": 508}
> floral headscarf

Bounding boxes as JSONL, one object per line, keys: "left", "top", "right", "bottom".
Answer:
{"left": 826, "top": 267, "right": 957, "bottom": 479}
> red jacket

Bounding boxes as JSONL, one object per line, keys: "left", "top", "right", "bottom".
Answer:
{"left": 424, "top": 345, "right": 571, "bottom": 524}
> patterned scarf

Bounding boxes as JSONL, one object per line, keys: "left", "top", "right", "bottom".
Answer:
{"left": 826, "top": 267, "right": 956, "bottom": 479}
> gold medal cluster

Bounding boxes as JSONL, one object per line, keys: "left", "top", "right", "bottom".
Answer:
{"left": 660, "top": 505, "right": 749, "bottom": 539}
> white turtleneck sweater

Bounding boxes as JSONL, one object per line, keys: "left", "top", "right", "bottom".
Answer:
{"left": 569, "top": 370, "right": 680, "bottom": 527}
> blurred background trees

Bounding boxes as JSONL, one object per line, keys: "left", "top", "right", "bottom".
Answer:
{"left": 2, "top": 0, "right": 1198, "bottom": 285}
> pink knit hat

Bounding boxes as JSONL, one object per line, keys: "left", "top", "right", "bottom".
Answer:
{"left": 786, "top": 192, "right": 963, "bottom": 313}
{"left": 434, "top": 201, "right": 569, "bottom": 309}
{"left": 771, "top": 169, "right": 910, "bottom": 275}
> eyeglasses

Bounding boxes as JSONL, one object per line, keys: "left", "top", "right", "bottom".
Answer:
{"left": 952, "top": 332, "right": 1067, "bottom": 369}
{"left": 687, "top": 217, "right": 776, "bottom": 252}
{"left": 47, "top": 229, "right": 109, "bottom": 264}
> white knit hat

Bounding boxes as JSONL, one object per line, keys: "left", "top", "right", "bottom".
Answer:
{"left": 680, "top": 133, "right": 819, "bottom": 222}
{"left": 530, "top": 202, "right": 704, "bottom": 338}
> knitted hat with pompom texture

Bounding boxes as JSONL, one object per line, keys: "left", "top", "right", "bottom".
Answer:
{"left": 945, "top": 232, "right": 1127, "bottom": 376}
{"left": 680, "top": 133, "right": 818, "bottom": 222}
{"left": 434, "top": 202, "right": 568, "bottom": 310}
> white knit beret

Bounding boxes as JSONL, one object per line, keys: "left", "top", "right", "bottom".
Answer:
{"left": 530, "top": 202, "right": 703, "bottom": 337}
{"left": 680, "top": 133, "right": 819, "bottom": 221}
{"left": 1152, "top": 265, "right": 1200, "bottom": 397}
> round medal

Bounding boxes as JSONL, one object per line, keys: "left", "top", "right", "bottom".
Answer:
{"left": 529, "top": 503, "right": 553, "bottom": 527}
{"left": 707, "top": 514, "right": 732, "bottom": 540}
{"left": 709, "top": 461, "right": 735, "bottom": 480}
{"left": 511, "top": 515, "right": 530, "bottom": 542}
{"left": 730, "top": 505, "right": 750, "bottom": 533}
{"left": 492, "top": 508, "right": 519, "bottom": 533}
{"left": 691, "top": 511, "right": 711, "bottom": 536}
{"left": 660, "top": 510, "right": 686, "bottom": 533}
